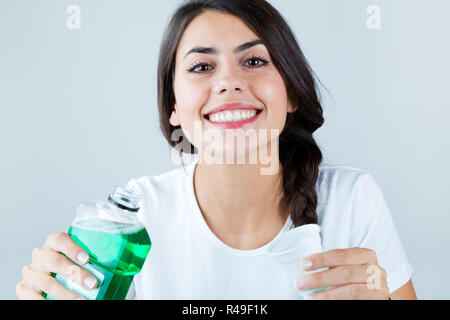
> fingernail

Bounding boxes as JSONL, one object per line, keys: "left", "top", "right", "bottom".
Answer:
{"left": 77, "top": 252, "right": 89, "bottom": 264}
{"left": 301, "top": 259, "right": 313, "bottom": 270}
{"left": 304, "top": 294, "right": 315, "bottom": 300}
{"left": 295, "top": 278, "right": 307, "bottom": 290}
{"left": 84, "top": 276, "right": 97, "bottom": 290}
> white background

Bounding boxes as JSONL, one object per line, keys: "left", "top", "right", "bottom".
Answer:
{"left": 0, "top": 0, "right": 449, "bottom": 299}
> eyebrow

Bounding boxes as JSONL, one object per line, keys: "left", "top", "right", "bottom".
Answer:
{"left": 183, "top": 39, "right": 265, "bottom": 60}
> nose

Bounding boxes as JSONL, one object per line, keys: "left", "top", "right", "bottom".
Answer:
{"left": 213, "top": 65, "right": 248, "bottom": 95}
{"left": 216, "top": 80, "right": 244, "bottom": 94}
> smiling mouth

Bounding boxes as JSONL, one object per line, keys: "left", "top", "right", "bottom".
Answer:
{"left": 203, "top": 109, "right": 263, "bottom": 123}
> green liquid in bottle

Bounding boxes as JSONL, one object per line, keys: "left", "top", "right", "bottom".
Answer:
{"left": 46, "top": 225, "right": 151, "bottom": 300}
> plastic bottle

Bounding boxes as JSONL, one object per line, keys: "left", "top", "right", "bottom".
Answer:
{"left": 45, "top": 183, "right": 151, "bottom": 300}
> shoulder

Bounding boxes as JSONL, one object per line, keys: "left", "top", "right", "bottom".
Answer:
{"left": 317, "top": 164, "right": 377, "bottom": 195}
{"left": 124, "top": 163, "right": 194, "bottom": 218}
{"left": 127, "top": 163, "right": 192, "bottom": 195}
{"left": 320, "top": 164, "right": 385, "bottom": 204}
{"left": 317, "top": 163, "right": 385, "bottom": 211}
{"left": 316, "top": 164, "right": 388, "bottom": 244}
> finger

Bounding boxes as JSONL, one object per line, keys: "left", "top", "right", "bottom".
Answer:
{"left": 22, "top": 264, "right": 86, "bottom": 300}
{"left": 295, "top": 265, "right": 373, "bottom": 291}
{"left": 301, "top": 248, "right": 379, "bottom": 271}
{"left": 43, "top": 232, "right": 89, "bottom": 265}
{"left": 16, "top": 282, "right": 45, "bottom": 300}
{"left": 305, "top": 283, "right": 389, "bottom": 300}
{"left": 31, "top": 247, "right": 98, "bottom": 290}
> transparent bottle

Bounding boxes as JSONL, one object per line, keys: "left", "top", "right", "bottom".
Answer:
{"left": 44, "top": 183, "right": 151, "bottom": 300}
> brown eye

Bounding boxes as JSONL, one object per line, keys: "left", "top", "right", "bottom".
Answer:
{"left": 186, "top": 55, "right": 269, "bottom": 75}
{"left": 187, "top": 61, "right": 212, "bottom": 74}
{"left": 245, "top": 55, "right": 269, "bottom": 68}
{"left": 192, "top": 64, "right": 211, "bottom": 73}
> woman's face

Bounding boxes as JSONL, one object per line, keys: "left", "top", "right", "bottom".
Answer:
{"left": 171, "top": 10, "right": 294, "bottom": 163}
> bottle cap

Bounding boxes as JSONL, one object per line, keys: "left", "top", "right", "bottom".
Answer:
{"left": 107, "top": 183, "right": 141, "bottom": 212}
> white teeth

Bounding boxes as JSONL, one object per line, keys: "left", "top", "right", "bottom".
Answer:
{"left": 208, "top": 109, "right": 258, "bottom": 123}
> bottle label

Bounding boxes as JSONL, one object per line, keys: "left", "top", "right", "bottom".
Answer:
{"left": 47, "top": 263, "right": 105, "bottom": 300}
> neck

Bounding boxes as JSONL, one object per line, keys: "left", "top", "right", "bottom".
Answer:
{"left": 193, "top": 159, "right": 289, "bottom": 240}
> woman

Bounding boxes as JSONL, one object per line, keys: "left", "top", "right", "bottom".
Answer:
{"left": 16, "top": 0, "right": 417, "bottom": 300}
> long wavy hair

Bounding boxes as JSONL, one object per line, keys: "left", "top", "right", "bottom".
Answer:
{"left": 157, "top": 0, "right": 325, "bottom": 227}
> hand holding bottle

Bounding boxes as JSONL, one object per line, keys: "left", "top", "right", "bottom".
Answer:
{"left": 17, "top": 183, "right": 151, "bottom": 300}
{"left": 16, "top": 232, "right": 98, "bottom": 300}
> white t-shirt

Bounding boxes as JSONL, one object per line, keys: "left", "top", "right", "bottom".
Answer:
{"left": 125, "top": 157, "right": 413, "bottom": 299}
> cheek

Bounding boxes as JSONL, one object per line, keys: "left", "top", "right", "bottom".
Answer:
{"left": 173, "top": 77, "right": 209, "bottom": 146}
{"left": 174, "top": 79, "right": 209, "bottom": 123}
{"left": 257, "top": 77, "right": 285, "bottom": 101}
{"left": 253, "top": 76, "right": 289, "bottom": 128}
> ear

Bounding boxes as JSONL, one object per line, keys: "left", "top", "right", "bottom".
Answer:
{"left": 169, "top": 104, "right": 181, "bottom": 127}
{"left": 287, "top": 101, "right": 298, "bottom": 113}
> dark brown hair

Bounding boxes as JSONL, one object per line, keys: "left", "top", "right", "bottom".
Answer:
{"left": 157, "top": 0, "right": 324, "bottom": 227}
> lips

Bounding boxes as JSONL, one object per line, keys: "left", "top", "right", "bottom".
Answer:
{"left": 204, "top": 109, "right": 262, "bottom": 129}
{"left": 203, "top": 103, "right": 262, "bottom": 118}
